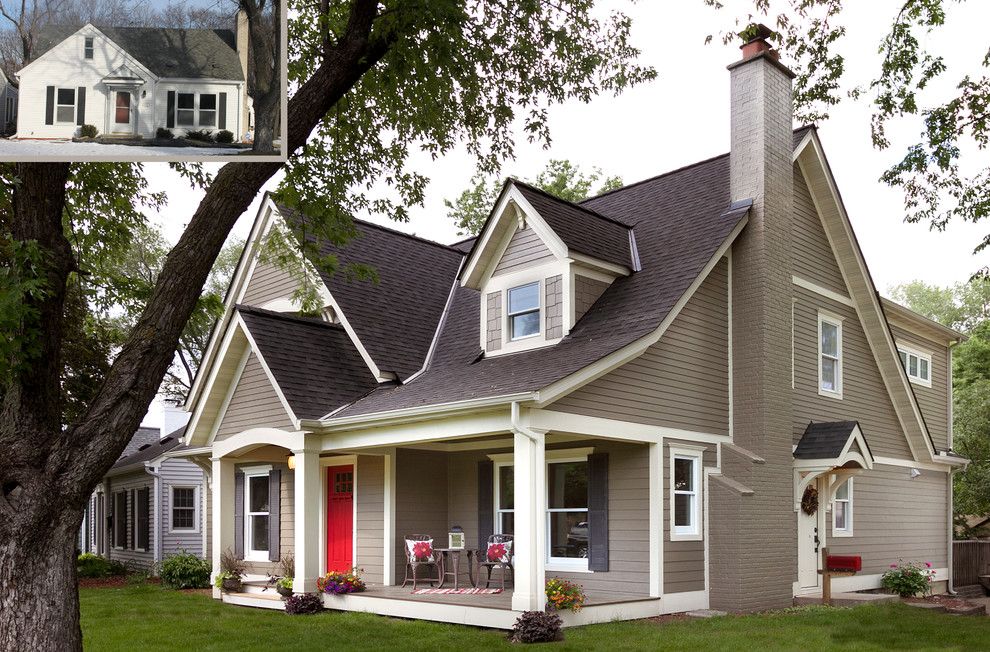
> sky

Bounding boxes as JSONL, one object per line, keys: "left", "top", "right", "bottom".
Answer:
{"left": 141, "top": 0, "right": 990, "bottom": 426}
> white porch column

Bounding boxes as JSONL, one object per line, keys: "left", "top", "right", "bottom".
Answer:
{"left": 511, "top": 428, "right": 546, "bottom": 612}
{"left": 649, "top": 441, "right": 663, "bottom": 598}
{"left": 383, "top": 448, "right": 397, "bottom": 586}
{"left": 293, "top": 446, "right": 322, "bottom": 593}
{"left": 211, "top": 457, "right": 235, "bottom": 599}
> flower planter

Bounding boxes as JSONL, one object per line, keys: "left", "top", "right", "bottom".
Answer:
{"left": 277, "top": 585, "right": 294, "bottom": 598}
{"left": 221, "top": 578, "right": 243, "bottom": 593}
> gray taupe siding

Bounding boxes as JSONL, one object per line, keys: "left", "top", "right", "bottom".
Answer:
{"left": 550, "top": 258, "right": 729, "bottom": 437}
{"left": 574, "top": 275, "right": 609, "bottom": 323}
{"left": 393, "top": 449, "right": 449, "bottom": 584}
{"left": 241, "top": 261, "right": 299, "bottom": 306}
{"left": 486, "top": 292, "right": 502, "bottom": 352}
{"left": 160, "top": 458, "right": 205, "bottom": 558}
{"left": 545, "top": 275, "right": 563, "bottom": 339}
{"left": 214, "top": 353, "right": 294, "bottom": 441}
{"left": 492, "top": 227, "right": 554, "bottom": 276}
{"left": 356, "top": 455, "right": 385, "bottom": 584}
{"left": 792, "top": 166, "right": 846, "bottom": 296}
{"left": 242, "top": 466, "right": 294, "bottom": 575}
{"left": 889, "top": 324, "right": 950, "bottom": 451}
{"left": 663, "top": 441, "right": 716, "bottom": 594}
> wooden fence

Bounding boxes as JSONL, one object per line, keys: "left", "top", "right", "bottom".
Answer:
{"left": 953, "top": 540, "right": 990, "bottom": 586}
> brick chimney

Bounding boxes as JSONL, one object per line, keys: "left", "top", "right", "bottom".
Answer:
{"left": 236, "top": 8, "right": 251, "bottom": 137}
{"left": 709, "top": 24, "right": 797, "bottom": 613}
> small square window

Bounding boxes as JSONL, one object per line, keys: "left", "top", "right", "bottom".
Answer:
{"left": 507, "top": 282, "right": 540, "bottom": 340}
{"left": 198, "top": 93, "right": 217, "bottom": 127}
{"left": 898, "top": 347, "right": 932, "bottom": 386}
{"left": 176, "top": 92, "right": 195, "bottom": 126}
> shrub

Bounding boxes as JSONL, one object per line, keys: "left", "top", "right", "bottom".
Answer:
{"left": 509, "top": 610, "right": 563, "bottom": 644}
{"left": 216, "top": 129, "right": 234, "bottom": 143}
{"left": 156, "top": 127, "right": 174, "bottom": 140}
{"left": 107, "top": 559, "right": 128, "bottom": 576}
{"left": 185, "top": 129, "right": 214, "bottom": 142}
{"left": 545, "top": 577, "right": 585, "bottom": 612}
{"left": 79, "top": 124, "right": 98, "bottom": 138}
{"left": 160, "top": 552, "right": 211, "bottom": 589}
{"left": 284, "top": 592, "right": 323, "bottom": 615}
{"left": 316, "top": 568, "right": 365, "bottom": 595}
{"left": 881, "top": 560, "right": 936, "bottom": 597}
{"left": 214, "top": 548, "right": 246, "bottom": 589}
{"left": 77, "top": 553, "right": 111, "bottom": 578}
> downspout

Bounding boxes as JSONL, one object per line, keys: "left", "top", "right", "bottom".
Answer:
{"left": 510, "top": 401, "right": 540, "bottom": 442}
{"left": 144, "top": 463, "right": 162, "bottom": 569}
{"left": 947, "top": 469, "right": 956, "bottom": 595}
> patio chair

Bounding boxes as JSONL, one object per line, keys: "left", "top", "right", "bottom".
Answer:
{"left": 479, "top": 534, "right": 514, "bottom": 591}
{"left": 401, "top": 534, "right": 441, "bottom": 590}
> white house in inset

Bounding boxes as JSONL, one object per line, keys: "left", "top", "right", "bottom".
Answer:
{"left": 15, "top": 18, "right": 251, "bottom": 140}
{"left": 0, "top": 68, "right": 18, "bottom": 134}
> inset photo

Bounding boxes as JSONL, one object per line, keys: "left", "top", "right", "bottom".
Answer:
{"left": 0, "top": 0, "right": 284, "bottom": 161}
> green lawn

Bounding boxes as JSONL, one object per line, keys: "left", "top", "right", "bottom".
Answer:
{"left": 81, "top": 584, "right": 988, "bottom": 651}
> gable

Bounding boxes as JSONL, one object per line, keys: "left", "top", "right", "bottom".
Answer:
{"left": 21, "top": 25, "right": 156, "bottom": 82}
{"left": 492, "top": 225, "right": 555, "bottom": 276}
{"left": 241, "top": 261, "right": 301, "bottom": 308}
{"left": 792, "top": 165, "right": 846, "bottom": 297}
{"left": 889, "top": 324, "right": 950, "bottom": 451}
{"left": 213, "top": 352, "right": 294, "bottom": 442}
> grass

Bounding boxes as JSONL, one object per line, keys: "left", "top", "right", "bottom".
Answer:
{"left": 81, "top": 584, "right": 988, "bottom": 651}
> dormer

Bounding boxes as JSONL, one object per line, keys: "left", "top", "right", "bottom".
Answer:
{"left": 461, "top": 180, "right": 638, "bottom": 356}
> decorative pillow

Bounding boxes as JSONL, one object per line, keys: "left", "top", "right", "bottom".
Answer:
{"left": 407, "top": 539, "right": 433, "bottom": 561}
{"left": 487, "top": 540, "right": 512, "bottom": 563}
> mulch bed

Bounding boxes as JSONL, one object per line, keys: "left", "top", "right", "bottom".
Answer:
{"left": 904, "top": 595, "right": 987, "bottom": 615}
{"left": 646, "top": 613, "right": 694, "bottom": 625}
{"left": 79, "top": 576, "right": 161, "bottom": 589}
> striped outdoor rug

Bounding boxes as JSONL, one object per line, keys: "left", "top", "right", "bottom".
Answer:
{"left": 411, "top": 588, "right": 503, "bottom": 595}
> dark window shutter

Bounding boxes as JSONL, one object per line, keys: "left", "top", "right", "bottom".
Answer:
{"left": 166, "top": 91, "right": 175, "bottom": 129}
{"left": 587, "top": 452, "right": 609, "bottom": 572}
{"left": 45, "top": 86, "right": 54, "bottom": 125}
{"left": 477, "top": 460, "right": 494, "bottom": 551}
{"left": 234, "top": 472, "right": 245, "bottom": 559}
{"left": 137, "top": 487, "right": 150, "bottom": 551}
{"left": 218, "top": 92, "right": 226, "bottom": 130}
{"left": 126, "top": 491, "right": 133, "bottom": 550}
{"left": 108, "top": 489, "right": 115, "bottom": 548}
{"left": 268, "top": 468, "right": 280, "bottom": 562}
{"left": 76, "top": 87, "right": 85, "bottom": 125}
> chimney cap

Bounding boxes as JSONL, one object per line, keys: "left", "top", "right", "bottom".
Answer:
{"left": 739, "top": 23, "right": 775, "bottom": 45}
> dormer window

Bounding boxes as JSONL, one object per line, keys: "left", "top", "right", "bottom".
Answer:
{"left": 508, "top": 282, "right": 540, "bottom": 340}
{"left": 84, "top": 37, "right": 94, "bottom": 59}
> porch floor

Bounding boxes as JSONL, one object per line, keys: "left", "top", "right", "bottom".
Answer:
{"left": 352, "top": 583, "right": 651, "bottom": 611}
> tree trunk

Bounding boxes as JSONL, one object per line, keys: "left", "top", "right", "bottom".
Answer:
{"left": 252, "top": 92, "right": 278, "bottom": 154}
{"left": 0, "top": 507, "right": 83, "bottom": 651}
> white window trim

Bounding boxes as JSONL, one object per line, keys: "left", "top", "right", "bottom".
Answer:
{"left": 198, "top": 93, "right": 218, "bottom": 128}
{"left": 669, "top": 445, "right": 703, "bottom": 541}
{"left": 83, "top": 36, "right": 94, "bottom": 59}
{"left": 169, "top": 485, "right": 200, "bottom": 534}
{"left": 480, "top": 258, "right": 571, "bottom": 357}
{"left": 506, "top": 280, "right": 542, "bottom": 342}
{"left": 818, "top": 311, "right": 843, "bottom": 399}
{"left": 112, "top": 490, "right": 127, "bottom": 550}
{"left": 55, "top": 87, "right": 76, "bottom": 125}
{"left": 131, "top": 489, "right": 144, "bottom": 552}
{"left": 494, "top": 459, "right": 514, "bottom": 540}
{"left": 898, "top": 345, "right": 932, "bottom": 388}
{"left": 244, "top": 469, "right": 271, "bottom": 562}
{"left": 831, "top": 478, "right": 853, "bottom": 537}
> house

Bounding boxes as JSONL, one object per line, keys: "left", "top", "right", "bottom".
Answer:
{"left": 0, "top": 68, "right": 18, "bottom": 134}
{"left": 14, "top": 14, "right": 250, "bottom": 140}
{"left": 179, "top": 27, "right": 968, "bottom": 627}
{"left": 82, "top": 425, "right": 208, "bottom": 571}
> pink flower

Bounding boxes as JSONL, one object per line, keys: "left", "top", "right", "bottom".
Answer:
{"left": 890, "top": 564, "right": 897, "bottom": 568}
{"left": 925, "top": 562, "right": 932, "bottom": 568}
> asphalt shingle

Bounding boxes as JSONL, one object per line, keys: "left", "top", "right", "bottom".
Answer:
{"left": 793, "top": 421, "right": 861, "bottom": 459}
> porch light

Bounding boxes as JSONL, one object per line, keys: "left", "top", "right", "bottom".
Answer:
{"left": 287, "top": 454, "right": 295, "bottom": 470}
{"left": 448, "top": 525, "right": 465, "bottom": 550}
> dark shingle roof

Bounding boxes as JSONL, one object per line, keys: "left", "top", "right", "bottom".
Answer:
{"left": 237, "top": 306, "right": 378, "bottom": 419}
{"left": 513, "top": 181, "right": 633, "bottom": 269}
{"left": 34, "top": 25, "right": 243, "bottom": 80}
{"left": 793, "top": 421, "right": 861, "bottom": 459}
{"left": 278, "top": 208, "right": 464, "bottom": 380}
{"left": 110, "top": 427, "right": 185, "bottom": 473}
{"left": 119, "top": 426, "right": 161, "bottom": 458}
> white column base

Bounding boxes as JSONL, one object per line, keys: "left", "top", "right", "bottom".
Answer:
{"left": 294, "top": 446, "right": 322, "bottom": 593}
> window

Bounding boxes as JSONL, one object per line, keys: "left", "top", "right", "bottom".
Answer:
{"left": 113, "top": 491, "right": 128, "bottom": 549}
{"left": 899, "top": 347, "right": 932, "bottom": 387}
{"left": 245, "top": 472, "right": 270, "bottom": 559}
{"left": 114, "top": 91, "right": 130, "bottom": 124}
{"left": 670, "top": 448, "right": 702, "bottom": 540}
{"left": 546, "top": 459, "right": 588, "bottom": 567}
{"left": 495, "top": 463, "right": 514, "bottom": 535}
{"left": 170, "top": 486, "right": 198, "bottom": 532}
{"left": 832, "top": 479, "right": 853, "bottom": 536}
{"left": 198, "top": 93, "right": 217, "bottom": 127}
{"left": 84, "top": 36, "right": 94, "bottom": 59}
{"left": 55, "top": 88, "right": 75, "bottom": 124}
{"left": 176, "top": 92, "right": 195, "bottom": 126}
{"left": 818, "top": 312, "right": 843, "bottom": 398}
{"left": 508, "top": 282, "right": 540, "bottom": 340}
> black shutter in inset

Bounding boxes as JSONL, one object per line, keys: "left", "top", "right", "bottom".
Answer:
{"left": 137, "top": 487, "right": 150, "bottom": 551}
{"left": 126, "top": 490, "right": 134, "bottom": 550}
{"left": 477, "top": 460, "right": 494, "bottom": 551}
{"left": 166, "top": 91, "right": 176, "bottom": 129}
{"left": 218, "top": 92, "right": 227, "bottom": 130}
{"left": 45, "top": 86, "right": 54, "bottom": 125}
{"left": 107, "top": 488, "right": 115, "bottom": 548}
{"left": 76, "top": 87, "right": 86, "bottom": 126}
{"left": 587, "top": 452, "right": 609, "bottom": 572}
{"left": 234, "top": 472, "right": 245, "bottom": 559}
{"left": 268, "top": 468, "right": 280, "bottom": 562}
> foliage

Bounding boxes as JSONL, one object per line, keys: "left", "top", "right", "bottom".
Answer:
{"left": 216, "top": 130, "right": 234, "bottom": 144}
{"left": 284, "top": 592, "right": 324, "bottom": 615}
{"left": 266, "top": 554, "right": 295, "bottom": 591}
{"left": 185, "top": 129, "right": 215, "bottom": 143}
{"left": 76, "top": 553, "right": 127, "bottom": 578}
{"left": 159, "top": 552, "right": 211, "bottom": 590}
{"left": 316, "top": 568, "right": 365, "bottom": 595}
{"left": 545, "top": 577, "right": 586, "bottom": 612}
{"left": 276, "top": 577, "right": 294, "bottom": 590}
{"left": 156, "top": 128, "right": 175, "bottom": 140}
{"left": 79, "top": 125, "right": 98, "bottom": 138}
{"left": 218, "top": 549, "right": 245, "bottom": 578}
{"left": 508, "top": 610, "right": 563, "bottom": 644}
{"left": 953, "top": 378, "right": 990, "bottom": 520}
{"left": 880, "top": 560, "right": 935, "bottom": 598}
{"left": 446, "top": 159, "right": 623, "bottom": 236}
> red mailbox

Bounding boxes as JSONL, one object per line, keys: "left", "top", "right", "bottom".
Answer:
{"left": 826, "top": 555, "right": 862, "bottom": 573}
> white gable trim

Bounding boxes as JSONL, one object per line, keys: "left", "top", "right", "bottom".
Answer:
{"left": 18, "top": 23, "right": 159, "bottom": 82}
{"left": 184, "top": 310, "right": 249, "bottom": 445}
{"left": 233, "top": 312, "right": 300, "bottom": 428}
{"left": 205, "top": 346, "right": 250, "bottom": 445}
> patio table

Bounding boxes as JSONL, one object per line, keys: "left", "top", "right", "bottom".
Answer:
{"left": 436, "top": 548, "right": 478, "bottom": 589}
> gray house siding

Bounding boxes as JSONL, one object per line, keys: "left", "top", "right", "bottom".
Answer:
{"left": 105, "top": 470, "right": 156, "bottom": 571}
{"left": 792, "top": 166, "right": 846, "bottom": 296}
{"left": 393, "top": 449, "right": 449, "bottom": 584}
{"left": 889, "top": 324, "right": 950, "bottom": 451}
{"left": 240, "top": 465, "right": 294, "bottom": 575}
{"left": 241, "top": 260, "right": 299, "bottom": 306}
{"left": 550, "top": 258, "right": 729, "bottom": 437}
{"left": 492, "top": 226, "right": 554, "bottom": 276}
{"left": 663, "top": 440, "right": 716, "bottom": 594}
{"left": 160, "top": 458, "right": 205, "bottom": 558}
{"left": 356, "top": 455, "right": 385, "bottom": 584}
{"left": 214, "top": 352, "right": 294, "bottom": 441}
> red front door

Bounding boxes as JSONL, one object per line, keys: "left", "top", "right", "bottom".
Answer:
{"left": 326, "top": 465, "right": 354, "bottom": 573}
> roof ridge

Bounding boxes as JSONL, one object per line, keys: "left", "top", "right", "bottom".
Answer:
{"left": 580, "top": 152, "right": 731, "bottom": 204}
{"left": 511, "top": 178, "right": 633, "bottom": 229}
{"left": 351, "top": 217, "right": 465, "bottom": 255}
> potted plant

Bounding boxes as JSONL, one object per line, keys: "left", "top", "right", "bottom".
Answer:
{"left": 316, "top": 568, "right": 366, "bottom": 595}
{"left": 545, "top": 577, "right": 586, "bottom": 612}
{"left": 214, "top": 549, "right": 245, "bottom": 593}
{"left": 265, "top": 554, "right": 295, "bottom": 597}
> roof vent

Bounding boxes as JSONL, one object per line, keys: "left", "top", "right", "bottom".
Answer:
{"left": 138, "top": 444, "right": 151, "bottom": 451}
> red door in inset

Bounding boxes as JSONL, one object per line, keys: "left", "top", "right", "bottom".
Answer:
{"left": 326, "top": 465, "right": 354, "bottom": 573}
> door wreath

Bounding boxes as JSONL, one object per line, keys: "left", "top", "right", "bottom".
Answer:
{"left": 801, "top": 486, "right": 819, "bottom": 516}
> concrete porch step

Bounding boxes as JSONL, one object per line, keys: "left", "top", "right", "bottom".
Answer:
{"left": 793, "top": 592, "right": 899, "bottom": 607}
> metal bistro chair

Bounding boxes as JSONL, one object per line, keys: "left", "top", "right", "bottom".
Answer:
{"left": 402, "top": 534, "right": 441, "bottom": 590}
{"left": 479, "top": 533, "right": 514, "bottom": 591}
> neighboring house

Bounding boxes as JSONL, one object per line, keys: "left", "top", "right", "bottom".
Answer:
{"left": 180, "top": 28, "right": 968, "bottom": 627}
{"left": 0, "top": 68, "right": 18, "bottom": 134}
{"left": 15, "top": 15, "right": 250, "bottom": 140}
{"left": 82, "top": 425, "right": 208, "bottom": 571}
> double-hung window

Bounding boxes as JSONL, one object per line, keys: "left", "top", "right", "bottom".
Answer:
{"left": 113, "top": 491, "right": 128, "bottom": 549}
{"left": 170, "top": 486, "right": 198, "bottom": 532}
{"left": 670, "top": 447, "right": 702, "bottom": 540}
{"left": 546, "top": 459, "right": 589, "bottom": 568}
{"left": 198, "top": 94, "right": 217, "bottom": 127}
{"left": 84, "top": 36, "right": 94, "bottom": 59}
{"left": 176, "top": 92, "right": 195, "bottom": 126}
{"left": 245, "top": 471, "right": 270, "bottom": 560}
{"left": 832, "top": 479, "right": 853, "bottom": 536}
{"left": 507, "top": 282, "right": 540, "bottom": 340}
{"left": 494, "top": 462, "right": 514, "bottom": 535}
{"left": 818, "top": 312, "right": 843, "bottom": 398}
{"left": 898, "top": 347, "right": 932, "bottom": 387}
{"left": 55, "top": 88, "right": 76, "bottom": 124}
